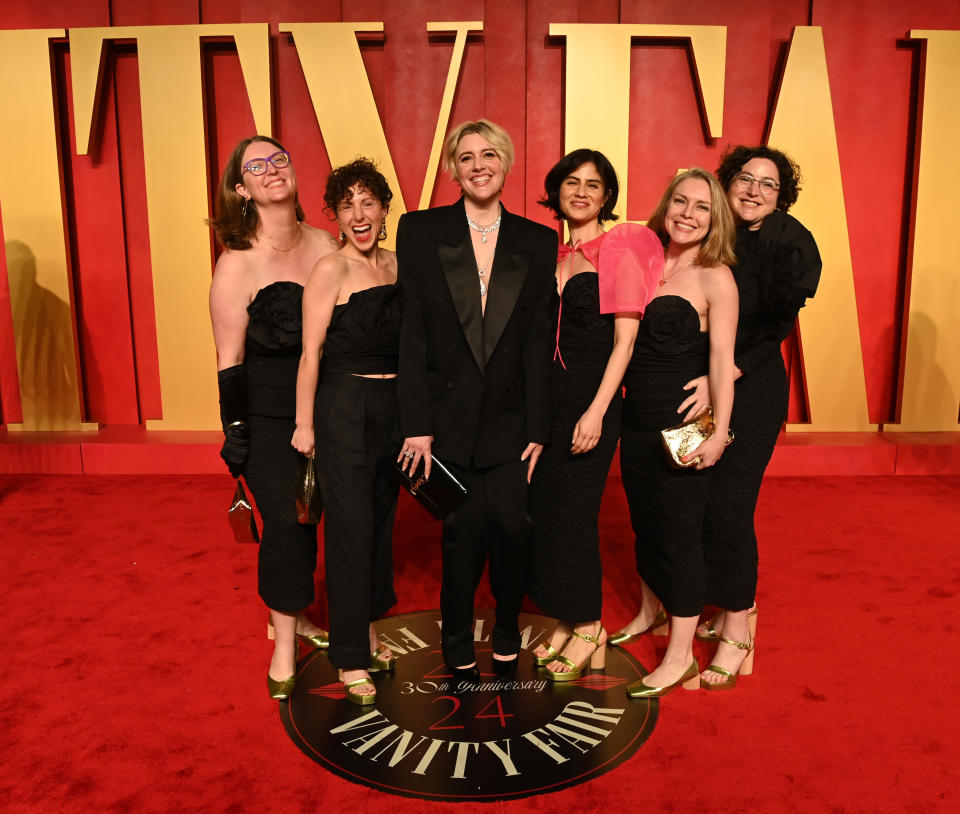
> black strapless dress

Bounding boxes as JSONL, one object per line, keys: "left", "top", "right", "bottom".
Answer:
{"left": 620, "top": 295, "right": 712, "bottom": 618}
{"left": 315, "top": 284, "right": 401, "bottom": 671}
{"left": 528, "top": 272, "right": 622, "bottom": 622}
{"left": 243, "top": 281, "right": 318, "bottom": 613}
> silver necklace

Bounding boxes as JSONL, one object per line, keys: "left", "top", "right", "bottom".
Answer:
{"left": 477, "top": 249, "right": 495, "bottom": 297}
{"left": 466, "top": 209, "right": 502, "bottom": 243}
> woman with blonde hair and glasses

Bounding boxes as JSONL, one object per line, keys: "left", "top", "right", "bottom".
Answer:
{"left": 616, "top": 168, "right": 739, "bottom": 698}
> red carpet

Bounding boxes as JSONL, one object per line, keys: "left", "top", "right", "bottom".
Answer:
{"left": 1, "top": 473, "right": 957, "bottom": 812}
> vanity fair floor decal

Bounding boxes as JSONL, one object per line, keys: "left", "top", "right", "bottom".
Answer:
{"left": 279, "top": 610, "right": 658, "bottom": 801}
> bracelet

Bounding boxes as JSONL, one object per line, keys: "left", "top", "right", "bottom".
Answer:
{"left": 226, "top": 420, "right": 247, "bottom": 429}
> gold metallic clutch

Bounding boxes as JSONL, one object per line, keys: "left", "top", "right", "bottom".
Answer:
{"left": 295, "top": 455, "right": 322, "bottom": 524}
{"left": 228, "top": 479, "right": 260, "bottom": 543}
{"left": 660, "top": 406, "right": 734, "bottom": 468}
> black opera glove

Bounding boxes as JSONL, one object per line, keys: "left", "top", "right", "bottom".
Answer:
{"left": 217, "top": 365, "right": 248, "bottom": 478}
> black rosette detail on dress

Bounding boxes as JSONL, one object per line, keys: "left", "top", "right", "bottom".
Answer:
{"left": 246, "top": 281, "right": 304, "bottom": 352}
{"left": 744, "top": 212, "right": 822, "bottom": 322}
{"left": 639, "top": 295, "right": 704, "bottom": 357}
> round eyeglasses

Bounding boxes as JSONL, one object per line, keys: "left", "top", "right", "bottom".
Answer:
{"left": 733, "top": 172, "right": 779, "bottom": 196}
{"left": 242, "top": 150, "right": 291, "bottom": 176}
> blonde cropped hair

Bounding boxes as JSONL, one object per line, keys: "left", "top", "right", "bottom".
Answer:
{"left": 443, "top": 119, "right": 515, "bottom": 179}
{"left": 646, "top": 168, "right": 736, "bottom": 268}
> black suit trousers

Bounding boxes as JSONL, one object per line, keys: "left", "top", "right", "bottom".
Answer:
{"left": 316, "top": 374, "right": 399, "bottom": 670}
{"left": 440, "top": 458, "right": 532, "bottom": 667}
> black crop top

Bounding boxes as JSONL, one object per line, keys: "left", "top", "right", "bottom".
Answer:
{"left": 320, "top": 283, "right": 401, "bottom": 376}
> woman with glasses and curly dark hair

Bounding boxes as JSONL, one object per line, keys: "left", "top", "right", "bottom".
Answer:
{"left": 620, "top": 145, "right": 821, "bottom": 691}
{"left": 209, "top": 135, "right": 339, "bottom": 701}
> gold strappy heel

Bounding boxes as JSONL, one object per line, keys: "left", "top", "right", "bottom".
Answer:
{"left": 696, "top": 605, "right": 757, "bottom": 641}
{"left": 700, "top": 634, "right": 755, "bottom": 691}
{"left": 545, "top": 626, "right": 606, "bottom": 682}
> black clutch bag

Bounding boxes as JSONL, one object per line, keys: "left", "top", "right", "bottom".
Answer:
{"left": 395, "top": 454, "right": 468, "bottom": 520}
{"left": 295, "top": 455, "right": 322, "bottom": 524}
{"left": 228, "top": 479, "right": 260, "bottom": 543}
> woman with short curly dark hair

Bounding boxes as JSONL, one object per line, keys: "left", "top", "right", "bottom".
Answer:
{"left": 291, "top": 157, "right": 401, "bottom": 706}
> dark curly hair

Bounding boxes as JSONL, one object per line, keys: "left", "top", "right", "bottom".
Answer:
{"left": 539, "top": 149, "right": 620, "bottom": 223}
{"left": 209, "top": 135, "right": 304, "bottom": 251}
{"left": 715, "top": 145, "right": 802, "bottom": 213}
{"left": 323, "top": 157, "right": 393, "bottom": 214}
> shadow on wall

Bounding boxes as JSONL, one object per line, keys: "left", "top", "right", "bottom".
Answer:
{"left": 5, "top": 240, "right": 79, "bottom": 430}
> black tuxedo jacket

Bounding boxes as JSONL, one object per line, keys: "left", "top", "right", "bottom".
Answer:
{"left": 397, "top": 198, "right": 558, "bottom": 469}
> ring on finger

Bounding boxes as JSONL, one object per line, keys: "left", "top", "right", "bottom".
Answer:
{"left": 403, "top": 450, "right": 414, "bottom": 458}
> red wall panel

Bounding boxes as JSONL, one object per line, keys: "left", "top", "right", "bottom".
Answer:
{"left": 0, "top": 0, "right": 956, "bottom": 429}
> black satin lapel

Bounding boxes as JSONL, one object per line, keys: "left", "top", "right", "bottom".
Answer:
{"left": 437, "top": 238, "right": 485, "bottom": 371}
{"left": 483, "top": 245, "right": 529, "bottom": 363}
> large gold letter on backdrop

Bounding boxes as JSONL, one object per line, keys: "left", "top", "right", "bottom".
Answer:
{"left": 769, "top": 27, "right": 875, "bottom": 432}
{"left": 549, "top": 23, "right": 727, "bottom": 223}
{"left": 0, "top": 29, "right": 93, "bottom": 431}
{"left": 280, "top": 21, "right": 482, "bottom": 245}
{"left": 69, "top": 24, "right": 272, "bottom": 430}
{"left": 886, "top": 31, "right": 960, "bottom": 432}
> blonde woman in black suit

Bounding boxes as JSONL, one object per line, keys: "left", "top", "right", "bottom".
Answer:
{"left": 397, "top": 120, "right": 558, "bottom": 682}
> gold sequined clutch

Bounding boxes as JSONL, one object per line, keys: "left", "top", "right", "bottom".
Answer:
{"left": 295, "top": 455, "right": 322, "bottom": 524}
{"left": 228, "top": 479, "right": 260, "bottom": 543}
{"left": 660, "top": 406, "right": 734, "bottom": 468}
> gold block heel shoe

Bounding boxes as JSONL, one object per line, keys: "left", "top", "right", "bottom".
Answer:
{"left": 343, "top": 676, "right": 377, "bottom": 706}
{"left": 696, "top": 605, "right": 757, "bottom": 641}
{"left": 700, "top": 634, "right": 755, "bottom": 691}
{"left": 267, "top": 673, "right": 296, "bottom": 701}
{"left": 627, "top": 659, "right": 700, "bottom": 699}
{"left": 369, "top": 644, "right": 397, "bottom": 672}
{"left": 297, "top": 630, "right": 330, "bottom": 650}
{"left": 545, "top": 626, "right": 606, "bottom": 682}
{"left": 609, "top": 608, "right": 668, "bottom": 646}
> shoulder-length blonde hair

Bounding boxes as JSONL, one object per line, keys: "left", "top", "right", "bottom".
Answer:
{"left": 647, "top": 168, "right": 736, "bottom": 268}
{"left": 443, "top": 119, "right": 515, "bottom": 179}
{"left": 208, "top": 135, "right": 304, "bottom": 251}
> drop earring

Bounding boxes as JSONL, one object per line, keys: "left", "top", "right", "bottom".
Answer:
{"left": 241, "top": 197, "right": 248, "bottom": 218}
{"left": 338, "top": 227, "right": 345, "bottom": 243}
{"left": 378, "top": 221, "right": 387, "bottom": 241}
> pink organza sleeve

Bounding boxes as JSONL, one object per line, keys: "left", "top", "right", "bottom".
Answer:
{"left": 596, "top": 223, "right": 664, "bottom": 315}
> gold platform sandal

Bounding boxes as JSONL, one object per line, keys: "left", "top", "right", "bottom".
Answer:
{"left": 700, "top": 634, "right": 755, "bottom": 691}
{"left": 545, "top": 626, "right": 606, "bottom": 682}
{"left": 696, "top": 605, "right": 757, "bottom": 641}
{"left": 609, "top": 608, "right": 669, "bottom": 646}
{"left": 341, "top": 671, "right": 377, "bottom": 706}
{"left": 369, "top": 644, "right": 397, "bottom": 672}
{"left": 626, "top": 659, "right": 700, "bottom": 699}
{"left": 533, "top": 626, "right": 572, "bottom": 667}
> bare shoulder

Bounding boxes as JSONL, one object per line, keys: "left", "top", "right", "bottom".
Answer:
{"left": 305, "top": 248, "right": 348, "bottom": 294}
{"left": 700, "top": 263, "right": 736, "bottom": 296}
{"left": 302, "top": 223, "right": 340, "bottom": 256}
{"left": 210, "top": 248, "right": 253, "bottom": 299}
{"left": 379, "top": 247, "right": 398, "bottom": 279}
